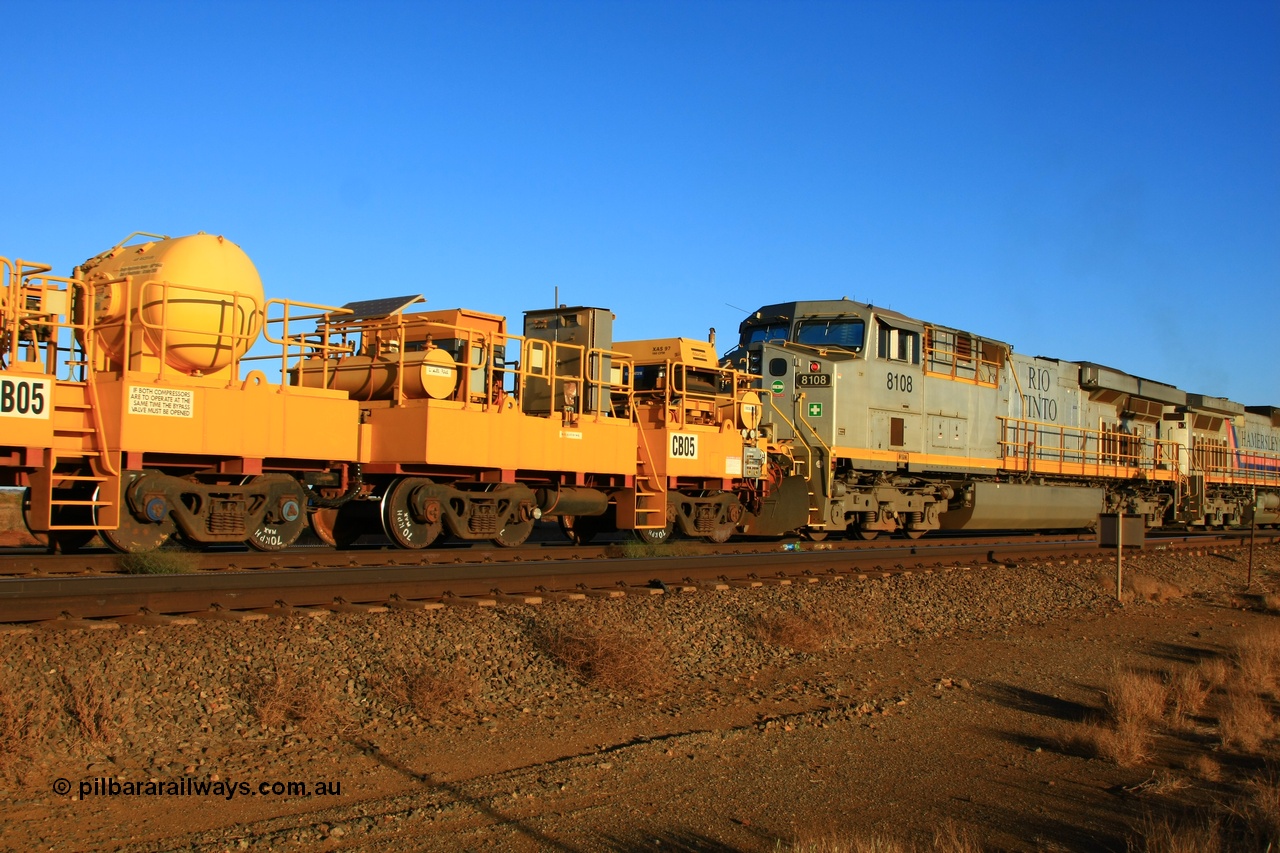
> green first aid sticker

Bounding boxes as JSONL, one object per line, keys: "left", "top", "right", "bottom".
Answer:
{"left": 807, "top": 402, "right": 823, "bottom": 417}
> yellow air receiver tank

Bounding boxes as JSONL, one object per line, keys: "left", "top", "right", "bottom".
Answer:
{"left": 293, "top": 347, "right": 459, "bottom": 401}
{"left": 78, "top": 232, "right": 264, "bottom": 375}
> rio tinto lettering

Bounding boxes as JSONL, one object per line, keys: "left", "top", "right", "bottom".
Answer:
{"left": 1023, "top": 367, "right": 1058, "bottom": 422}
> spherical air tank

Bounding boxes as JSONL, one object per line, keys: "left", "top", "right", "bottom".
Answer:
{"left": 77, "top": 232, "right": 265, "bottom": 375}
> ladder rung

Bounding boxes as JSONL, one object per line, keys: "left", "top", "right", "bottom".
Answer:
{"left": 51, "top": 499, "right": 113, "bottom": 508}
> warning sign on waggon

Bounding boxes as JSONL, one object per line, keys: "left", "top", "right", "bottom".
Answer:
{"left": 128, "top": 386, "right": 194, "bottom": 418}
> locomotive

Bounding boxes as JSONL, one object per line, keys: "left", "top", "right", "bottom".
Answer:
{"left": 0, "top": 232, "right": 806, "bottom": 553}
{"left": 722, "top": 299, "right": 1280, "bottom": 538}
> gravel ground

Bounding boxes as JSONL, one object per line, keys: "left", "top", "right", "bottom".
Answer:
{"left": 1, "top": 539, "right": 1278, "bottom": 852}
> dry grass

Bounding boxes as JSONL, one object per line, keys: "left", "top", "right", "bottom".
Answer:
{"left": 1104, "top": 669, "right": 1168, "bottom": 727}
{"left": 1126, "top": 770, "right": 1190, "bottom": 797}
{"left": 1069, "top": 719, "right": 1152, "bottom": 767}
{"left": 1167, "top": 667, "right": 1212, "bottom": 725}
{"left": 1263, "top": 592, "right": 1280, "bottom": 613}
{"left": 374, "top": 660, "right": 476, "bottom": 717}
{"left": 747, "top": 609, "right": 840, "bottom": 653}
{"left": 1198, "top": 657, "right": 1231, "bottom": 692}
{"left": 115, "top": 549, "right": 201, "bottom": 574}
{"left": 1244, "top": 772, "right": 1280, "bottom": 846}
{"left": 248, "top": 661, "right": 346, "bottom": 733}
{"left": 539, "top": 615, "right": 670, "bottom": 695}
{"left": 1185, "top": 753, "right": 1222, "bottom": 782}
{"left": 789, "top": 822, "right": 982, "bottom": 852}
{"left": 1128, "top": 574, "right": 1185, "bottom": 603}
{"left": 0, "top": 686, "right": 53, "bottom": 780}
{"left": 1232, "top": 627, "right": 1280, "bottom": 695}
{"left": 1127, "top": 813, "right": 1221, "bottom": 853}
{"left": 616, "top": 539, "right": 700, "bottom": 559}
{"left": 1065, "top": 668, "right": 1170, "bottom": 767}
{"left": 63, "top": 669, "right": 132, "bottom": 747}
{"left": 1218, "top": 688, "right": 1273, "bottom": 752}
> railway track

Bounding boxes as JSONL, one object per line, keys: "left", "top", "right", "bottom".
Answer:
{"left": 0, "top": 529, "right": 1272, "bottom": 628}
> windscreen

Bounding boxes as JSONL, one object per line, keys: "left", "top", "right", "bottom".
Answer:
{"left": 795, "top": 319, "right": 865, "bottom": 351}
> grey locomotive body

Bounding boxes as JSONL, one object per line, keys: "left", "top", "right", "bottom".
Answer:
{"left": 723, "top": 299, "right": 1279, "bottom": 539}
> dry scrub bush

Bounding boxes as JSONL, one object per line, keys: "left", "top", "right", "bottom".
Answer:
{"left": 249, "top": 662, "right": 345, "bottom": 733}
{"left": 538, "top": 615, "right": 669, "bottom": 695}
{"left": 747, "top": 609, "right": 839, "bottom": 653}
{"left": 374, "top": 661, "right": 475, "bottom": 716}
{"left": 1218, "top": 688, "right": 1272, "bottom": 752}
{"left": 1264, "top": 593, "right": 1280, "bottom": 614}
{"left": 63, "top": 669, "right": 133, "bottom": 747}
{"left": 1129, "top": 574, "right": 1185, "bottom": 603}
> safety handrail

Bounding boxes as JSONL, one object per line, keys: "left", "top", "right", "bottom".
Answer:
{"left": 997, "top": 416, "right": 1182, "bottom": 477}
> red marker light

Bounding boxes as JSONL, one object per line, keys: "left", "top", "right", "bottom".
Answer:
{"left": 809, "top": 361, "right": 820, "bottom": 372}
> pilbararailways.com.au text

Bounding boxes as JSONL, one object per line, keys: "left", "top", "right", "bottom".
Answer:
{"left": 55, "top": 777, "right": 342, "bottom": 800}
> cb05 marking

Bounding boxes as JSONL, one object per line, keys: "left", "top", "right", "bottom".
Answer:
{"left": 670, "top": 433, "right": 699, "bottom": 459}
{"left": 0, "top": 378, "right": 50, "bottom": 419}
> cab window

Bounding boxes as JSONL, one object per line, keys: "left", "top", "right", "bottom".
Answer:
{"left": 743, "top": 323, "right": 790, "bottom": 345}
{"left": 794, "top": 319, "right": 865, "bottom": 352}
{"left": 876, "top": 321, "right": 919, "bottom": 364}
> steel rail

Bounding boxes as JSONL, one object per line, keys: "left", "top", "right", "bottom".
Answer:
{"left": 0, "top": 531, "right": 1271, "bottom": 625}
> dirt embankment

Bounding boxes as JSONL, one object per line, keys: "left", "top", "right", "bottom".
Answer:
{"left": 0, "top": 541, "right": 1278, "bottom": 852}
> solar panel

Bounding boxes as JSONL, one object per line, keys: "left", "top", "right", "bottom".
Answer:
{"left": 336, "top": 295, "right": 425, "bottom": 320}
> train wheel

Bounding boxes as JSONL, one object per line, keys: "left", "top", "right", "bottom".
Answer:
{"left": 558, "top": 515, "right": 598, "bottom": 546}
{"left": 381, "top": 478, "right": 443, "bottom": 549}
{"left": 801, "top": 530, "right": 829, "bottom": 542}
{"left": 852, "top": 527, "right": 879, "bottom": 541}
{"left": 247, "top": 477, "right": 307, "bottom": 552}
{"left": 493, "top": 518, "right": 533, "bottom": 547}
{"left": 101, "top": 509, "right": 175, "bottom": 553}
{"left": 903, "top": 529, "right": 927, "bottom": 540}
{"left": 100, "top": 473, "right": 176, "bottom": 553}
{"left": 633, "top": 519, "right": 674, "bottom": 544}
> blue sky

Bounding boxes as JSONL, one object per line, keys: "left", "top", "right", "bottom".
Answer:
{"left": 2, "top": 0, "right": 1276, "bottom": 404}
